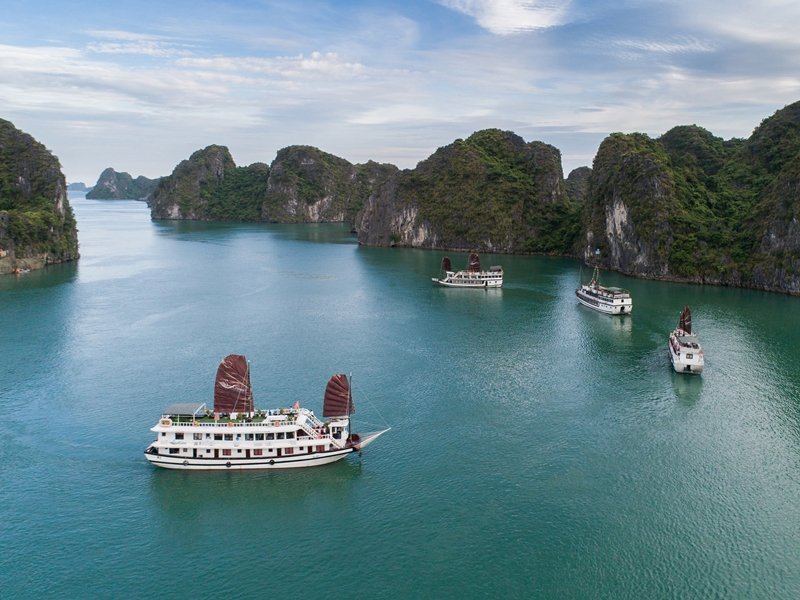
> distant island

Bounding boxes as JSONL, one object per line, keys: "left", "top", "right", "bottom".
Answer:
{"left": 0, "top": 119, "right": 79, "bottom": 274}
{"left": 138, "top": 100, "right": 800, "bottom": 294}
{"left": 86, "top": 168, "right": 160, "bottom": 200}
{"left": 67, "top": 182, "right": 92, "bottom": 192}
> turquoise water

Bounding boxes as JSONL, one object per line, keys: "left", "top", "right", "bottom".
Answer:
{"left": 2, "top": 197, "right": 799, "bottom": 598}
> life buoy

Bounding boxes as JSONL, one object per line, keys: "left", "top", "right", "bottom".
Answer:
{"left": 225, "top": 461, "right": 231, "bottom": 468}
{"left": 182, "top": 460, "right": 189, "bottom": 466}
{"left": 227, "top": 421, "right": 234, "bottom": 427}
{"left": 160, "top": 418, "right": 172, "bottom": 427}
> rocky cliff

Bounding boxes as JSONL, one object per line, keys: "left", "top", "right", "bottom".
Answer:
{"left": 355, "top": 129, "right": 578, "bottom": 253}
{"left": 0, "top": 119, "right": 79, "bottom": 274}
{"left": 87, "top": 168, "right": 159, "bottom": 199}
{"left": 149, "top": 145, "right": 237, "bottom": 219}
{"left": 261, "top": 146, "right": 396, "bottom": 223}
{"left": 579, "top": 101, "right": 800, "bottom": 293}
{"left": 149, "top": 144, "right": 397, "bottom": 224}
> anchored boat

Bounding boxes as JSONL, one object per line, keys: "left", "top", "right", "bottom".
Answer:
{"left": 432, "top": 253, "right": 503, "bottom": 288}
{"left": 144, "top": 354, "right": 389, "bottom": 470}
{"left": 668, "top": 305, "right": 704, "bottom": 374}
{"left": 575, "top": 266, "right": 633, "bottom": 315}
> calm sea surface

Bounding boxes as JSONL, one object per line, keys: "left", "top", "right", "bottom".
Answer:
{"left": 2, "top": 196, "right": 799, "bottom": 599}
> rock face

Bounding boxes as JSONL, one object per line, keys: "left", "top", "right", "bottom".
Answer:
{"left": 149, "top": 145, "right": 237, "bottom": 219}
{"left": 149, "top": 144, "right": 397, "bottom": 224}
{"left": 87, "top": 168, "right": 158, "bottom": 199}
{"left": 261, "top": 146, "right": 395, "bottom": 223}
{"left": 745, "top": 102, "right": 800, "bottom": 293}
{"left": 0, "top": 118, "right": 79, "bottom": 274}
{"left": 579, "top": 101, "right": 800, "bottom": 293}
{"left": 580, "top": 133, "right": 676, "bottom": 277}
{"left": 355, "top": 129, "right": 578, "bottom": 253}
{"left": 565, "top": 167, "right": 591, "bottom": 204}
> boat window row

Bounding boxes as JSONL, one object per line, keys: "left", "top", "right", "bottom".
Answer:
{"left": 166, "top": 431, "right": 297, "bottom": 441}
{"left": 166, "top": 444, "right": 329, "bottom": 456}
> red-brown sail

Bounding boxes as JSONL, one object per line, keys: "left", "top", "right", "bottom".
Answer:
{"left": 678, "top": 305, "right": 692, "bottom": 334}
{"left": 323, "top": 373, "right": 355, "bottom": 417}
{"left": 213, "top": 354, "right": 253, "bottom": 413}
{"left": 441, "top": 256, "right": 452, "bottom": 272}
{"left": 468, "top": 252, "right": 480, "bottom": 272}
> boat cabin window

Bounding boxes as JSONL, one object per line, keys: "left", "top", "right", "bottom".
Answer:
{"left": 255, "top": 433, "right": 264, "bottom": 440}
{"left": 222, "top": 449, "right": 231, "bottom": 456}
{"left": 266, "top": 433, "right": 275, "bottom": 440}
{"left": 245, "top": 433, "right": 254, "bottom": 441}
{"left": 193, "top": 433, "right": 202, "bottom": 440}
{"left": 285, "top": 448, "right": 294, "bottom": 455}
{"left": 277, "top": 432, "right": 285, "bottom": 440}
{"left": 161, "top": 432, "right": 166, "bottom": 437}
{"left": 286, "top": 432, "right": 294, "bottom": 439}
{"left": 175, "top": 433, "right": 184, "bottom": 440}
{"left": 169, "top": 448, "right": 180, "bottom": 454}
{"left": 317, "top": 445, "right": 325, "bottom": 452}
{"left": 253, "top": 449, "right": 263, "bottom": 456}
{"left": 224, "top": 434, "right": 233, "bottom": 441}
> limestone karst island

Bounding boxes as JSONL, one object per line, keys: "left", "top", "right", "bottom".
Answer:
{"left": 3, "top": 100, "right": 800, "bottom": 294}
{"left": 0, "top": 119, "right": 79, "bottom": 275}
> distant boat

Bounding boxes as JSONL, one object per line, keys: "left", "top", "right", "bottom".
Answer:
{"left": 144, "top": 354, "right": 389, "bottom": 470}
{"left": 668, "top": 305, "right": 704, "bottom": 374}
{"left": 432, "top": 253, "right": 503, "bottom": 288}
{"left": 575, "top": 266, "right": 633, "bottom": 315}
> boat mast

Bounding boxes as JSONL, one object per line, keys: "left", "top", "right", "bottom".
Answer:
{"left": 347, "top": 372, "right": 352, "bottom": 436}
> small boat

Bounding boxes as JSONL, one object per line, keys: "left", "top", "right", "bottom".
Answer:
{"left": 668, "top": 305, "right": 704, "bottom": 374}
{"left": 431, "top": 253, "right": 503, "bottom": 288}
{"left": 575, "top": 266, "right": 632, "bottom": 315}
{"left": 144, "top": 354, "right": 389, "bottom": 470}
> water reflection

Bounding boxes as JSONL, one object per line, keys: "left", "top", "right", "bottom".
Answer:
{"left": 148, "top": 458, "right": 364, "bottom": 518}
{"left": 670, "top": 371, "right": 704, "bottom": 406}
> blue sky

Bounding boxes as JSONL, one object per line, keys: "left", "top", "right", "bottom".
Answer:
{"left": 2, "top": 0, "right": 799, "bottom": 184}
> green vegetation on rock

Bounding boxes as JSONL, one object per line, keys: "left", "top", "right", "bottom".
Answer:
{"left": 87, "top": 168, "right": 159, "bottom": 199}
{"left": 0, "top": 118, "right": 79, "bottom": 273}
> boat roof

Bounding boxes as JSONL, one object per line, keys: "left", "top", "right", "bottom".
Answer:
{"left": 603, "top": 286, "right": 628, "bottom": 293}
{"left": 163, "top": 402, "right": 207, "bottom": 416}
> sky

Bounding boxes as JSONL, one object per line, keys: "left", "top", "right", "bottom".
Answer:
{"left": 2, "top": 0, "right": 799, "bottom": 184}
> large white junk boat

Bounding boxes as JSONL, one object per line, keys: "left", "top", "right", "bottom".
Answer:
{"left": 575, "top": 266, "right": 633, "bottom": 315}
{"left": 432, "top": 253, "right": 503, "bottom": 288}
{"left": 144, "top": 355, "right": 389, "bottom": 470}
{"left": 668, "top": 305, "right": 704, "bottom": 374}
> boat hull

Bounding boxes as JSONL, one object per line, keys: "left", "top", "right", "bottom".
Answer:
{"left": 144, "top": 447, "right": 354, "bottom": 470}
{"left": 432, "top": 277, "right": 502, "bottom": 288}
{"left": 575, "top": 289, "right": 631, "bottom": 315}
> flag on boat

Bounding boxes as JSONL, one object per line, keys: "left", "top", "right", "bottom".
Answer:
{"left": 293, "top": 400, "right": 300, "bottom": 409}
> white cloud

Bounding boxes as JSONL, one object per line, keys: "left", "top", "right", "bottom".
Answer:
{"left": 85, "top": 29, "right": 195, "bottom": 58}
{"left": 439, "top": 0, "right": 573, "bottom": 35}
{"left": 177, "top": 51, "right": 366, "bottom": 78}
{"left": 611, "top": 35, "right": 715, "bottom": 57}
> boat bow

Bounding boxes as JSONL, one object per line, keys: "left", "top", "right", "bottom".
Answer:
{"left": 348, "top": 428, "right": 390, "bottom": 451}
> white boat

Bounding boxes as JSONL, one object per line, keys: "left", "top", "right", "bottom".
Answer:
{"left": 432, "top": 253, "right": 503, "bottom": 288}
{"left": 668, "top": 305, "right": 704, "bottom": 374}
{"left": 144, "top": 354, "right": 389, "bottom": 470}
{"left": 575, "top": 266, "right": 632, "bottom": 315}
